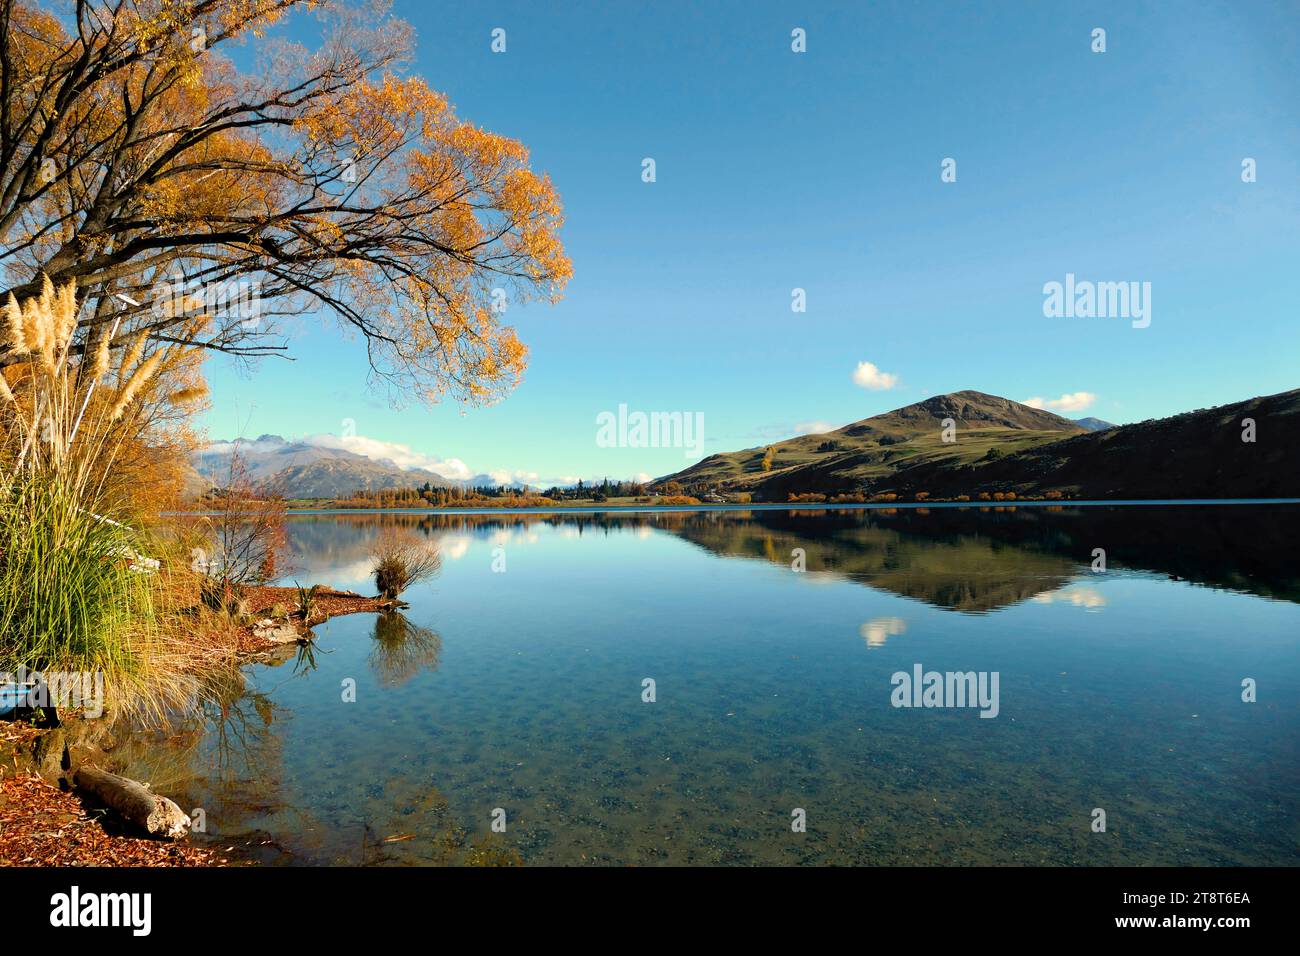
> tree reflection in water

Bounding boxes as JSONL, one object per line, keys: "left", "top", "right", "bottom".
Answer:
{"left": 368, "top": 611, "right": 442, "bottom": 687}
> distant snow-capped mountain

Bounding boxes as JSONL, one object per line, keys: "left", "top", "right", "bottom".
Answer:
{"left": 193, "top": 435, "right": 533, "bottom": 498}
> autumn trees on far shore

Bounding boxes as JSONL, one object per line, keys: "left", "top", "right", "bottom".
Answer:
{"left": 785, "top": 489, "right": 1070, "bottom": 504}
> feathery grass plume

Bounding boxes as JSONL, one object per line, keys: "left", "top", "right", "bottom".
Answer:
{"left": 21, "top": 307, "right": 42, "bottom": 361}
{"left": 2, "top": 292, "right": 27, "bottom": 353}
{"left": 33, "top": 274, "right": 58, "bottom": 373}
{"left": 117, "top": 332, "right": 147, "bottom": 385}
{"left": 91, "top": 323, "right": 115, "bottom": 380}
{"left": 0, "top": 370, "right": 14, "bottom": 405}
{"left": 163, "top": 385, "right": 208, "bottom": 406}
{"left": 110, "top": 353, "right": 162, "bottom": 421}
{"left": 15, "top": 281, "right": 48, "bottom": 362}
{"left": 52, "top": 279, "right": 78, "bottom": 356}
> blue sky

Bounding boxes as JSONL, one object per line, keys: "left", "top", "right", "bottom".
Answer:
{"left": 201, "top": 0, "right": 1300, "bottom": 486}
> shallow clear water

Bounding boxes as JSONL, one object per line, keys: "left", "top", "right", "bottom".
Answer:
{"left": 126, "top": 506, "right": 1300, "bottom": 865}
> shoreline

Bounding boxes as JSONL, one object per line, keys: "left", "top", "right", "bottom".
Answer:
{"left": 0, "top": 585, "right": 400, "bottom": 866}
{"left": 165, "top": 497, "right": 1300, "bottom": 518}
{"left": 239, "top": 585, "right": 399, "bottom": 649}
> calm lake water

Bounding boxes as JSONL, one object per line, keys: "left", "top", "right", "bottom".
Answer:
{"left": 126, "top": 505, "right": 1300, "bottom": 865}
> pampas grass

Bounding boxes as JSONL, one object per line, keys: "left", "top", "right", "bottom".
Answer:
{"left": 0, "top": 277, "right": 200, "bottom": 722}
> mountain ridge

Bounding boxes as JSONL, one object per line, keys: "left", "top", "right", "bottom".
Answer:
{"left": 655, "top": 388, "right": 1300, "bottom": 500}
{"left": 864, "top": 390, "right": 1085, "bottom": 432}
{"left": 657, "top": 390, "right": 1085, "bottom": 492}
{"left": 1073, "top": 417, "right": 1115, "bottom": 432}
{"left": 193, "top": 436, "right": 465, "bottom": 499}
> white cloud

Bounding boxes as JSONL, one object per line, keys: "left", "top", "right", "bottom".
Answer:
{"left": 203, "top": 438, "right": 286, "bottom": 456}
{"left": 795, "top": 420, "right": 837, "bottom": 436}
{"left": 437, "top": 534, "right": 472, "bottom": 560}
{"left": 860, "top": 616, "right": 907, "bottom": 648}
{"left": 476, "top": 468, "right": 541, "bottom": 487}
{"left": 1021, "top": 391, "right": 1097, "bottom": 413}
{"left": 852, "top": 361, "right": 899, "bottom": 391}
{"left": 305, "top": 556, "right": 376, "bottom": 588}
{"left": 1032, "top": 585, "right": 1107, "bottom": 609}
{"left": 303, "top": 433, "right": 472, "bottom": 481}
{"left": 539, "top": 473, "right": 656, "bottom": 488}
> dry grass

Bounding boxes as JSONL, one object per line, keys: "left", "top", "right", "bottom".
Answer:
{"left": 369, "top": 528, "right": 441, "bottom": 599}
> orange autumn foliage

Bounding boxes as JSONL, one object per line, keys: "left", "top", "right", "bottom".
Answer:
{"left": 2, "top": 0, "right": 570, "bottom": 407}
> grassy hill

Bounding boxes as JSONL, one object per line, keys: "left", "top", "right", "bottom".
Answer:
{"left": 887, "top": 388, "right": 1300, "bottom": 500}
{"left": 657, "top": 390, "right": 1084, "bottom": 495}
{"left": 657, "top": 388, "right": 1300, "bottom": 500}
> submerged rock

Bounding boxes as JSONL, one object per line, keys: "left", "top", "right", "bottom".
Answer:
{"left": 252, "top": 622, "right": 303, "bottom": 644}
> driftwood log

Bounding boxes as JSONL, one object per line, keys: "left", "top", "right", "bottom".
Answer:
{"left": 72, "top": 767, "right": 191, "bottom": 839}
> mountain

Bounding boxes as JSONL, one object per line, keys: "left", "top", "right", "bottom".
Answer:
{"left": 194, "top": 435, "right": 459, "bottom": 499}
{"left": 885, "top": 389, "right": 1300, "bottom": 500}
{"left": 658, "top": 390, "right": 1084, "bottom": 494}
{"left": 192, "top": 434, "right": 548, "bottom": 499}
{"left": 856, "top": 390, "right": 1085, "bottom": 432}
{"left": 656, "top": 388, "right": 1300, "bottom": 501}
{"left": 1073, "top": 417, "right": 1115, "bottom": 432}
{"left": 195, "top": 435, "right": 365, "bottom": 484}
{"left": 267, "top": 458, "right": 454, "bottom": 499}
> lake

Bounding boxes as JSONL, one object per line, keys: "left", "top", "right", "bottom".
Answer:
{"left": 123, "top": 505, "right": 1300, "bottom": 865}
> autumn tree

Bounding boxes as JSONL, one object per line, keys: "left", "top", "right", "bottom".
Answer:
{"left": 0, "top": 0, "right": 571, "bottom": 405}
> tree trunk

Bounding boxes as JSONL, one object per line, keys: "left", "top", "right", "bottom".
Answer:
{"left": 72, "top": 767, "right": 191, "bottom": 839}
